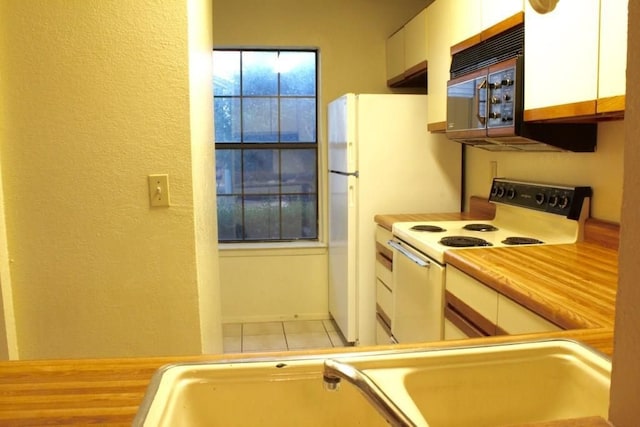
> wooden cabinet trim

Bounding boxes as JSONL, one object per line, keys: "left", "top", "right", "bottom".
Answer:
{"left": 450, "top": 34, "right": 482, "bottom": 56}
{"left": 445, "top": 290, "right": 497, "bottom": 336}
{"left": 376, "top": 305, "right": 392, "bottom": 330}
{"left": 523, "top": 100, "right": 597, "bottom": 122}
{"left": 375, "top": 243, "right": 393, "bottom": 268}
{"left": 596, "top": 95, "right": 625, "bottom": 114}
{"left": 444, "top": 305, "right": 485, "bottom": 338}
{"left": 450, "top": 12, "right": 524, "bottom": 56}
{"left": 405, "top": 60, "right": 427, "bottom": 79}
{"left": 482, "top": 11, "right": 524, "bottom": 42}
{"left": 387, "top": 74, "right": 406, "bottom": 87}
{"left": 427, "top": 121, "right": 447, "bottom": 133}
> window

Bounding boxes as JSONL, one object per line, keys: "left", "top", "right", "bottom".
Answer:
{"left": 213, "top": 49, "right": 318, "bottom": 242}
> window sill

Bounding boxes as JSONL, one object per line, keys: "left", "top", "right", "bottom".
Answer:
{"left": 218, "top": 241, "right": 327, "bottom": 257}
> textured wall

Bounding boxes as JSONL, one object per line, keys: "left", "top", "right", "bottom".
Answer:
{"left": 0, "top": 0, "right": 220, "bottom": 359}
{"left": 609, "top": 0, "right": 640, "bottom": 423}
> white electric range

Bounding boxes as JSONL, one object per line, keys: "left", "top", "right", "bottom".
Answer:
{"left": 386, "top": 178, "right": 592, "bottom": 344}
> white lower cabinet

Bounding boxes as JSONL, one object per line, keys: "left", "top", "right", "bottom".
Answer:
{"left": 375, "top": 226, "right": 394, "bottom": 344}
{"left": 444, "top": 265, "right": 562, "bottom": 339}
{"left": 497, "top": 294, "right": 561, "bottom": 334}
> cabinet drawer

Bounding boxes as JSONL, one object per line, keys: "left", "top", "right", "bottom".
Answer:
{"left": 446, "top": 266, "right": 498, "bottom": 324}
{"left": 443, "top": 318, "right": 468, "bottom": 341}
{"left": 375, "top": 226, "right": 393, "bottom": 247}
{"left": 376, "top": 314, "right": 393, "bottom": 345}
{"left": 375, "top": 259, "right": 393, "bottom": 289}
{"left": 497, "top": 295, "right": 562, "bottom": 334}
{"left": 376, "top": 279, "right": 393, "bottom": 319}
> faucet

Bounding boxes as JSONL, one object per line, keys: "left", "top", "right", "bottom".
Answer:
{"left": 322, "top": 359, "right": 417, "bottom": 427}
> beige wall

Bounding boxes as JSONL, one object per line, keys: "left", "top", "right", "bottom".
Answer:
{"left": 464, "top": 121, "right": 624, "bottom": 223}
{"left": 0, "top": 0, "right": 221, "bottom": 359}
{"left": 609, "top": 0, "right": 639, "bottom": 423}
{"left": 213, "top": 0, "right": 428, "bottom": 322}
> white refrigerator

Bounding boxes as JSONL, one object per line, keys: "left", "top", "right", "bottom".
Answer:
{"left": 328, "top": 93, "right": 462, "bottom": 346}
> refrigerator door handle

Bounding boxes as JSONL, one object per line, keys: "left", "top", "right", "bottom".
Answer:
{"left": 388, "top": 239, "right": 431, "bottom": 268}
{"left": 329, "top": 169, "right": 359, "bottom": 178}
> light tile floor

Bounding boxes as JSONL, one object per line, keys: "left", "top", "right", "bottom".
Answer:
{"left": 223, "top": 319, "right": 349, "bottom": 353}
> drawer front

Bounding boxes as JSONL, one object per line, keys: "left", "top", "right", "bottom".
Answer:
{"left": 375, "top": 226, "right": 393, "bottom": 247}
{"left": 375, "top": 258, "right": 393, "bottom": 289}
{"left": 497, "top": 294, "right": 562, "bottom": 334}
{"left": 376, "top": 279, "right": 393, "bottom": 320}
{"left": 376, "top": 314, "right": 393, "bottom": 345}
{"left": 446, "top": 266, "right": 498, "bottom": 324}
{"left": 443, "top": 318, "right": 469, "bottom": 341}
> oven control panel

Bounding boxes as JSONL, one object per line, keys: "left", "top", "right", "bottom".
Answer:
{"left": 489, "top": 178, "right": 592, "bottom": 220}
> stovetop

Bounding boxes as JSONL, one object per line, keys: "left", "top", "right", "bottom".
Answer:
{"left": 392, "top": 178, "right": 592, "bottom": 264}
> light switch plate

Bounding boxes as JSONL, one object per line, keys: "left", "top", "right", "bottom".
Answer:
{"left": 148, "top": 174, "right": 170, "bottom": 207}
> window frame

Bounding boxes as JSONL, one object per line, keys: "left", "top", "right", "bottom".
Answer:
{"left": 213, "top": 48, "right": 320, "bottom": 244}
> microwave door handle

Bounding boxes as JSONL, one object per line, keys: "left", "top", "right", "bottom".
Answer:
{"left": 476, "top": 78, "right": 487, "bottom": 126}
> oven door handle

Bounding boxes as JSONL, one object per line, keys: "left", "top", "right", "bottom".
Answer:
{"left": 388, "top": 239, "right": 431, "bottom": 268}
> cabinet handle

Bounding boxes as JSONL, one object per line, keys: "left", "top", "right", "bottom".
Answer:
{"left": 387, "top": 239, "right": 430, "bottom": 268}
{"left": 476, "top": 78, "right": 487, "bottom": 125}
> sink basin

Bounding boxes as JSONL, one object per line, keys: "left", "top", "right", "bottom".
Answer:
{"left": 133, "top": 357, "right": 390, "bottom": 427}
{"left": 364, "top": 339, "right": 611, "bottom": 426}
{"left": 134, "top": 339, "right": 610, "bottom": 426}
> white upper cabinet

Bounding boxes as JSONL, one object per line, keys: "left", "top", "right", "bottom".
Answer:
{"left": 404, "top": 8, "right": 428, "bottom": 72}
{"left": 449, "top": 0, "right": 524, "bottom": 49}
{"left": 524, "top": 0, "right": 600, "bottom": 114}
{"left": 449, "top": 0, "right": 482, "bottom": 48}
{"left": 386, "top": 29, "right": 405, "bottom": 86}
{"left": 598, "top": 0, "right": 628, "bottom": 112}
{"left": 426, "top": 0, "right": 451, "bottom": 127}
{"left": 481, "top": 0, "right": 524, "bottom": 31}
{"left": 386, "top": 8, "right": 428, "bottom": 87}
{"left": 524, "top": 0, "right": 627, "bottom": 120}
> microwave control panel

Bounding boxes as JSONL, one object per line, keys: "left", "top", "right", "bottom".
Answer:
{"left": 487, "top": 67, "right": 516, "bottom": 128}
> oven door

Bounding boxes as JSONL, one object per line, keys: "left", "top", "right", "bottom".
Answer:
{"left": 388, "top": 239, "right": 445, "bottom": 343}
{"left": 446, "top": 68, "right": 488, "bottom": 138}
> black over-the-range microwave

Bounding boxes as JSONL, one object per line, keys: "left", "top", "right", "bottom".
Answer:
{"left": 444, "top": 24, "right": 596, "bottom": 152}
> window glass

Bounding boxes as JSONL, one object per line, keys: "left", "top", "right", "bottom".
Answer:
{"left": 280, "top": 98, "right": 316, "bottom": 142}
{"left": 213, "top": 51, "right": 240, "bottom": 96}
{"left": 279, "top": 51, "right": 316, "bottom": 96}
{"left": 242, "top": 51, "right": 278, "bottom": 96}
{"left": 213, "top": 49, "right": 318, "bottom": 242}
{"left": 242, "top": 98, "right": 279, "bottom": 143}
{"left": 214, "top": 98, "right": 241, "bottom": 142}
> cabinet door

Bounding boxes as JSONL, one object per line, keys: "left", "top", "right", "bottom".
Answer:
{"left": 446, "top": 266, "right": 498, "bottom": 325}
{"left": 449, "top": 0, "right": 482, "bottom": 48}
{"left": 481, "top": 0, "right": 524, "bottom": 30}
{"left": 598, "top": 0, "right": 628, "bottom": 112}
{"left": 524, "top": 0, "right": 599, "bottom": 114}
{"left": 404, "top": 8, "right": 428, "bottom": 73}
{"left": 386, "top": 28, "right": 405, "bottom": 85}
{"left": 426, "top": 0, "right": 450, "bottom": 127}
{"left": 497, "top": 294, "right": 561, "bottom": 334}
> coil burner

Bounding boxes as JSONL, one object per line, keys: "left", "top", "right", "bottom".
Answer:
{"left": 439, "top": 236, "right": 493, "bottom": 248}
{"left": 463, "top": 223, "right": 499, "bottom": 232}
{"left": 411, "top": 225, "right": 447, "bottom": 232}
{"left": 502, "top": 236, "right": 544, "bottom": 245}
